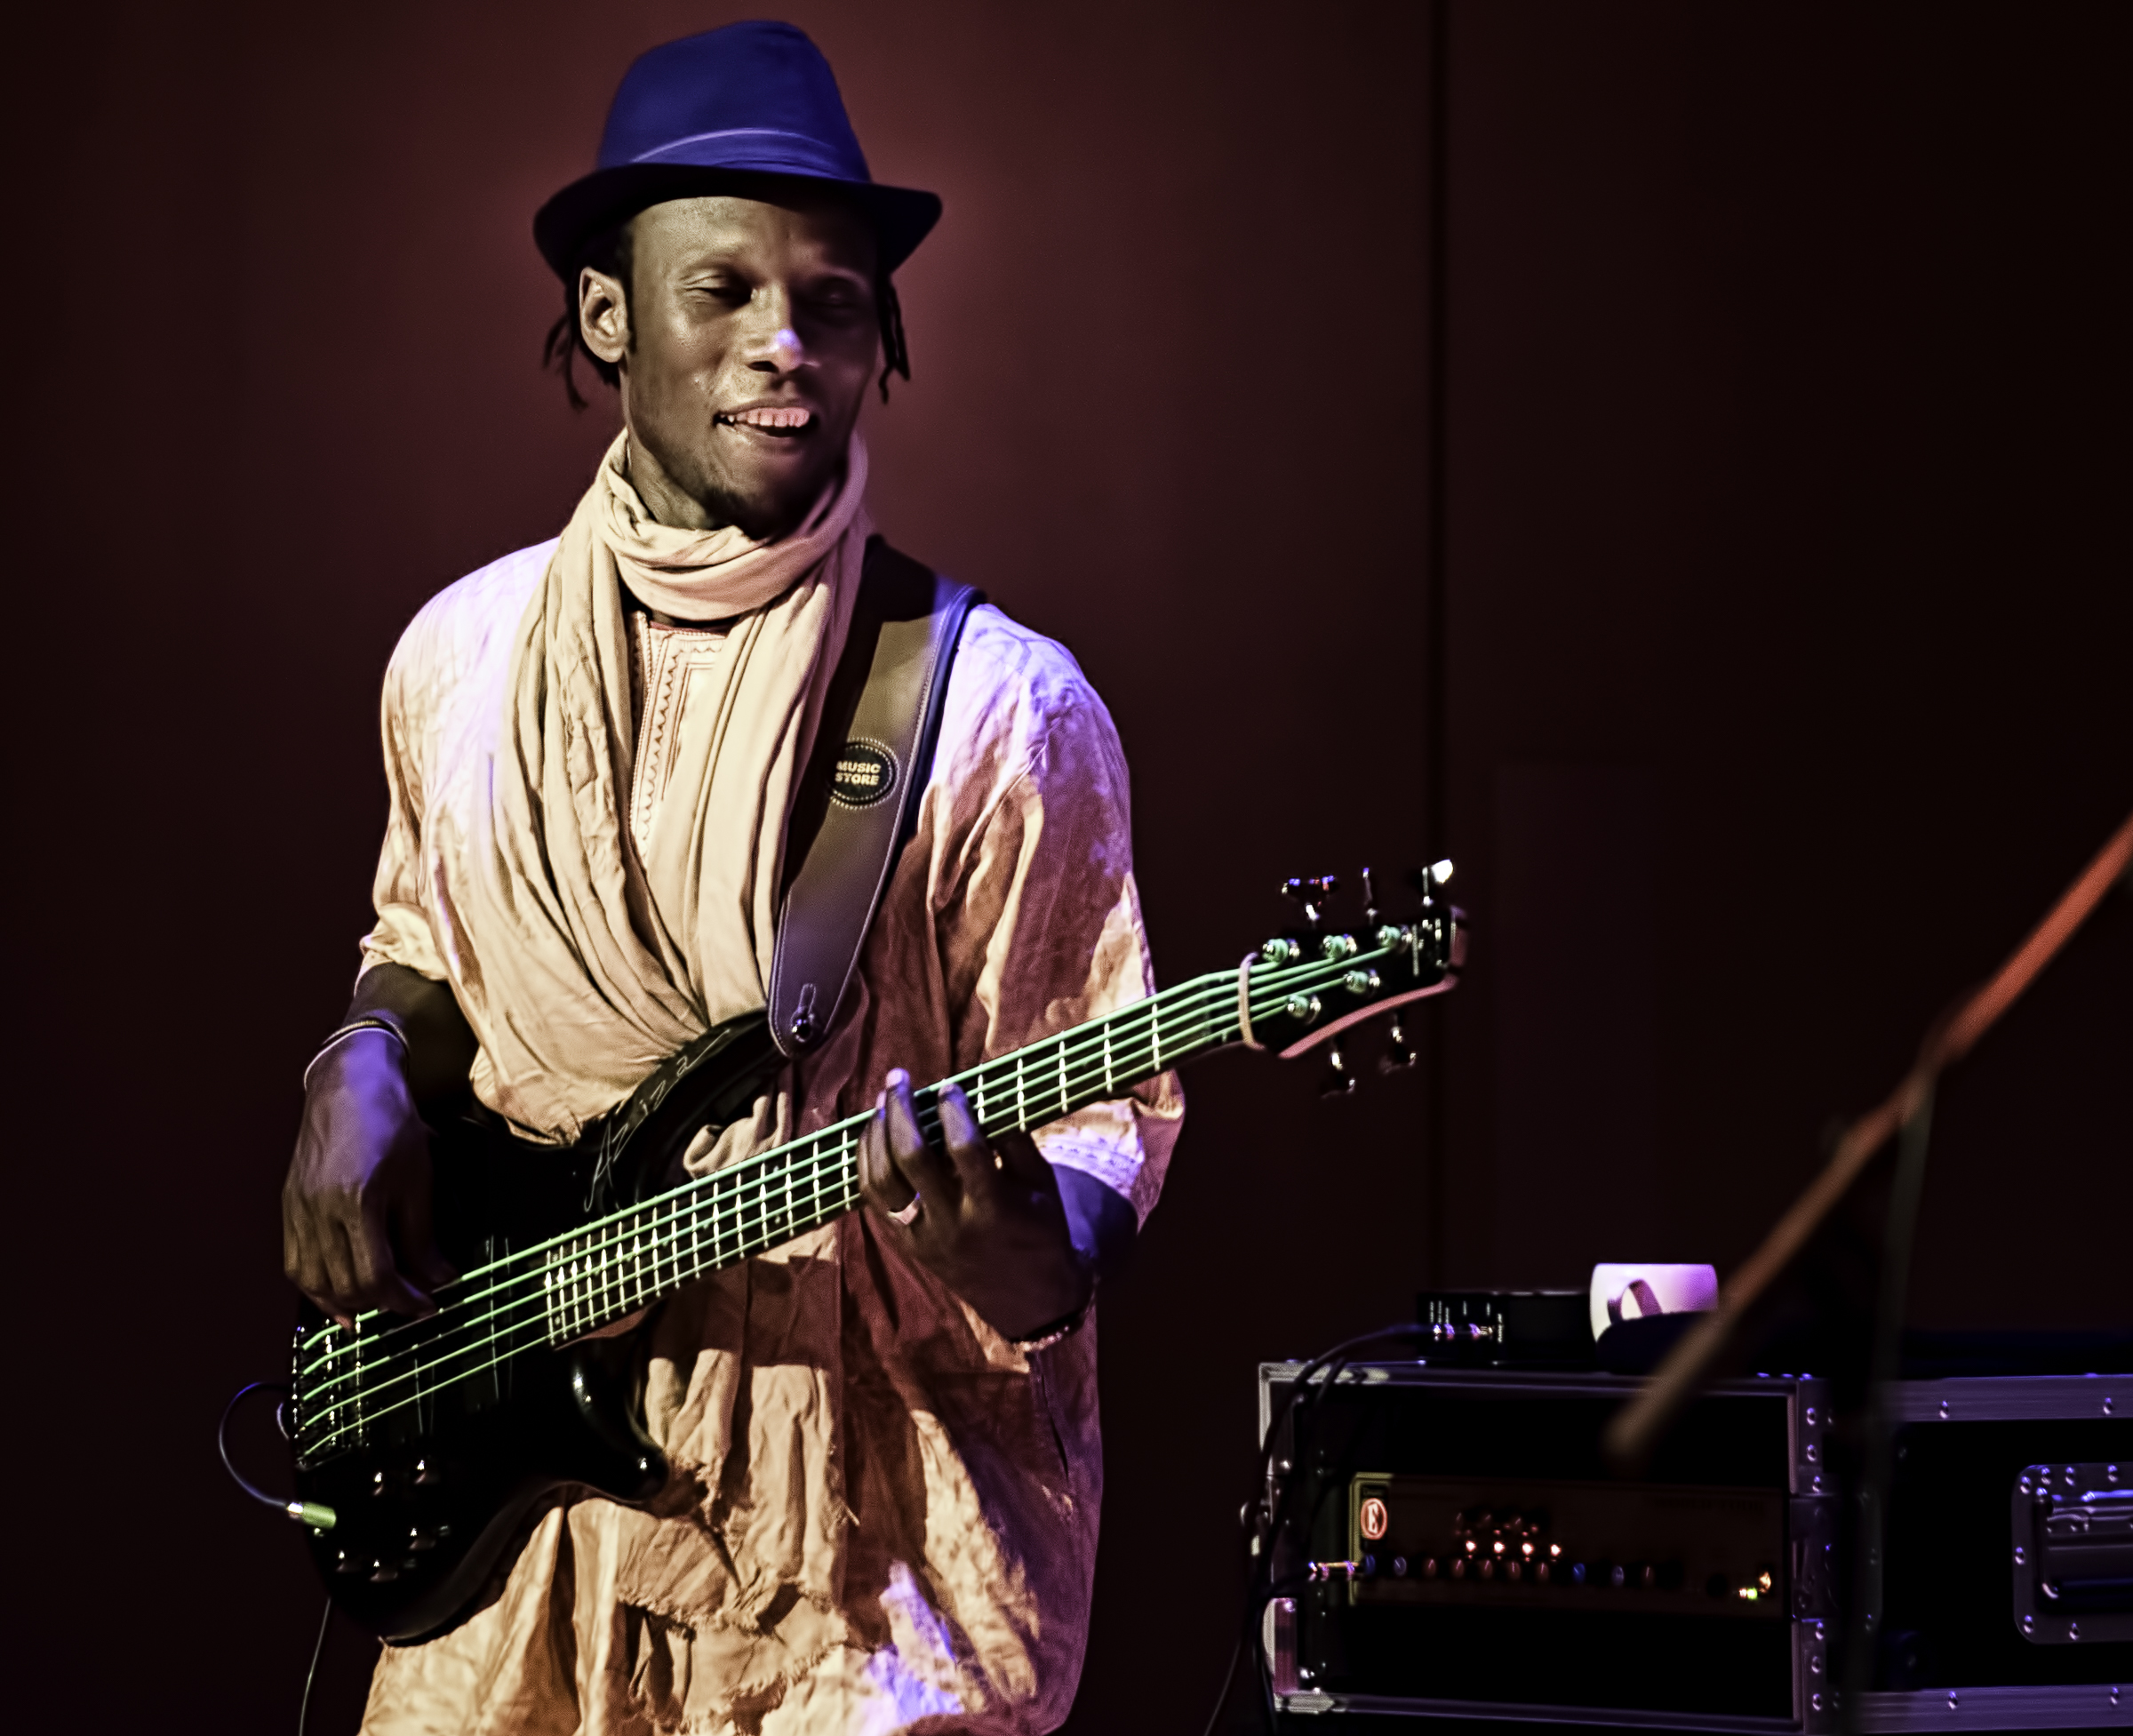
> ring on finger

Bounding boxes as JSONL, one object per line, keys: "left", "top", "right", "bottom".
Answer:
{"left": 888, "top": 1192, "right": 923, "bottom": 1228}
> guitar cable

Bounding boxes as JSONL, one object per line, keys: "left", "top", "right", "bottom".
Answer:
{"left": 298, "top": 1593, "right": 332, "bottom": 1736}
{"left": 220, "top": 1384, "right": 346, "bottom": 1732}
{"left": 220, "top": 1380, "right": 339, "bottom": 1530}
{"left": 1201, "top": 1322, "right": 1433, "bottom": 1734}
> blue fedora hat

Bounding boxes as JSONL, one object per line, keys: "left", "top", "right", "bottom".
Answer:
{"left": 534, "top": 21, "right": 941, "bottom": 279}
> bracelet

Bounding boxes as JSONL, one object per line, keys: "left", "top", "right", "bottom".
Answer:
{"left": 1012, "top": 1276, "right": 1098, "bottom": 1355}
{"left": 303, "top": 1018, "right": 409, "bottom": 1091}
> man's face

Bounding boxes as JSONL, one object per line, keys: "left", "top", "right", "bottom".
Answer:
{"left": 579, "top": 192, "right": 880, "bottom": 540}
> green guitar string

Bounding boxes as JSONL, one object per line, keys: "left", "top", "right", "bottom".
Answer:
{"left": 295, "top": 933, "right": 1441, "bottom": 1452}
{"left": 296, "top": 970, "right": 1248, "bottom": 1444}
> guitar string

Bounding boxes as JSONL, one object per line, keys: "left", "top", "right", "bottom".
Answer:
{"left": 306, "top": 1164, "right": 877, "bottom": 1449}
{"left": 295, "top": 938, "right": 1432, "bottom": 1441}
{"left": 295, "top": 981, "right": 1250, "bottom": 1445}
{"left": 314, "top": 961, "right": 1261, "bottom": 1368}
{"left": 294, "top": 977, "right": 1250, "bottom": 1441}
{"left": 291, "top": 940, "right": 1416, "bottom": 1442}
{"left": 304, "top": 963, "right": 1264, "bottom": 1380}
{"left": 292, "top": 939, "right": 1398, "bottom": 1432}
{"left": 308, "top": 965, "right": 1246, "bottom": 1374}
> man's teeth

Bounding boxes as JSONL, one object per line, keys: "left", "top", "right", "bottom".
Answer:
{"left": 721, "top": 407, "right": 812, "bottom": 429}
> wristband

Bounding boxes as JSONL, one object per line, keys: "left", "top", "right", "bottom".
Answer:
{"left": 303, "top": 1018, "right": 409, "bottom": 1091}
{"left": 1012, "top": 1274, "right": 1098, "bottom": 1354}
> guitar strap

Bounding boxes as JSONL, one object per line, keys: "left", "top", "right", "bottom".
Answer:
{"left": 768, "top": 535, "right": 982, "bottom": 1058}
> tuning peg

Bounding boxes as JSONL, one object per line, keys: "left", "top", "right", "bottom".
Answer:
{"left": 1282, "top": 875, "right": 1339, "bottom": 930}
{"left": 1321, "top": 1040, "right": 1357, "bottom": 1097}
{"left": 1408, "top": 860, "right": 1454, "bottom": 907}
{"left": 1378, "top": 1015, "right": 1417, "bottom": 1074}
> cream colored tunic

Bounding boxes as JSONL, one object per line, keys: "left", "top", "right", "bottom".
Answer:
{"left": 354, "top": 540, "right": 1180, "bottom": 1735}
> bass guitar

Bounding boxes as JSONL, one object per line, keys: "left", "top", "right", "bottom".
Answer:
{"left": 284, "top": 867, "right": 1463, "bottom": 1641}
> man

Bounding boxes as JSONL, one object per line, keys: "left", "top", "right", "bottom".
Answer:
{"left": 281, "top": 23, "right": 1180, "bottom": 1735}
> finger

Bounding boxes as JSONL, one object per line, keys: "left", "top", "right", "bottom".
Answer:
{"left": 390, "top": 1164, "right": 457, "bottom": 1292}
{"left": 284, "top": 1208, "right": 333, "bottom": 1318}
{"left": 990, "top": 1127, "right": 1057, "bottom": 1190}
{"left": 935, "top": 1082, "right": 1008, "bottom": 1195}
{"left": 312, "top": 1212, "right": 363, "bottom": 1328}
{"left": 282, "top": 1185, "right": 313, "bottom": 1292}
{"left": 857, "top": 1089, "right": 919, "bottom": 1216}
{"left": 352, "top": 1187, "right": 436, "bottom": 1316}
{"left": 882, "top": 1069, "right": 959, "bottom": 1204}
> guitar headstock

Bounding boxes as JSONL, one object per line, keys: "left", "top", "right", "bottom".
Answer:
{"left": 1242, "top": 862, "right": 1465, "bottom": 1092}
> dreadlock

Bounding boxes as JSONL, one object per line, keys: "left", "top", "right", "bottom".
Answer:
{"left": 875, "top": 274, "right": 910, "bottom": 402}
{"left": 541, "top": 216, "right": 913, "bottom": 409}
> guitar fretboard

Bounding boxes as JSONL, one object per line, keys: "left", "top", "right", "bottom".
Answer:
{"left": 297, "top": 965, "right": 1250, "bottom": 1456}
{"left": 293, "top": 915, "right": 1450, "bottom": 1460}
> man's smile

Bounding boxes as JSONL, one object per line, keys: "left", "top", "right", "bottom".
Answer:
{"left": 715, "top": 404, "right": 817, "bottom": 436}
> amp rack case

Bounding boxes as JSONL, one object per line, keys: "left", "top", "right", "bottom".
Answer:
{"left": 1256, "top": 1361, "right": 2132, "bottom": 1732}
{"left": 1258, "top": 1361, "right": 1838, "bottom": 1733}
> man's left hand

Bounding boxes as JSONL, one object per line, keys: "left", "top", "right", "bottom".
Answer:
{"left": 857, "top": 1068, "right": 1094, "bottom": 1343}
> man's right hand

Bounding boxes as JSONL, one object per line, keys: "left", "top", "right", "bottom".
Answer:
{"left": 282, "top": 1028, "right": 455, "bottom": 1324}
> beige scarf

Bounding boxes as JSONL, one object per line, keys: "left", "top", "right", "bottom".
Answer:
{"left": 457, "top": 429, "right": 871, "bottom": 1140}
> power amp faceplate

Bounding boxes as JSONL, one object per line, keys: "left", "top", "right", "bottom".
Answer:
{"left": 1258, "top": 1362, "right": 1833, "bottom": 1732}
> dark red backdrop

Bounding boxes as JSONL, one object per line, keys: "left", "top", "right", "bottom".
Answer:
{"left": 6, "top": 4, "right": 2127, "bottom": 1731}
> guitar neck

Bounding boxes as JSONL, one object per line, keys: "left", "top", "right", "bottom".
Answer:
{"left": 538, "top": 967, "right": 1246, "bottom": 1340}
{"left": 295, "top": 906, "right": 1453, "bottom": 1461}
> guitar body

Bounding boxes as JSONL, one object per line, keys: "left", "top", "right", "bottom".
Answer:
{"left": 292, "top": 1011, "right": 782, "bottom": 1644}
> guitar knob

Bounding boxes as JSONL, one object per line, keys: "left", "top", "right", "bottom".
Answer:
{"left": 333, "top": 1551, "right": 365, "bottom": 1575}
{"left": 408, "top": 1527, "right": 436, "bottom": 1552}
{"left": 1379, "top": 1017, "right": 1417, "bottom": 1074}
{"left": 368, "top": 1562, "right": 400, "bottom": 1583}
{"left": 1320, "top": 1043, "right": 1356, "bottom": 1098}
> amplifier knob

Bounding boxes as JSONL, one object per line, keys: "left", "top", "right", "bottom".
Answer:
{"left": 1391, "top": 1556, "right": 1408, "bottom": 1578}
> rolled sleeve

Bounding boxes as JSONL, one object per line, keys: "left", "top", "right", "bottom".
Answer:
{"left": 939, "top": 678, "right": 1184, "bottom": 1227}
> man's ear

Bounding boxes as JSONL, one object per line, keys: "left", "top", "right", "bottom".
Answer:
{"left": 579, "top": 267, "right": 629, "bottom": 368}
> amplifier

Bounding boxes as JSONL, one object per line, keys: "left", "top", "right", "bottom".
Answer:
{"left": 1257, "top": 1361, "right": 2130, "bottom": 1732}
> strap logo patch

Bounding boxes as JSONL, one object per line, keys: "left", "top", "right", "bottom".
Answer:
{"left": 829, "top": 739, "right": 899, "bottom": 810}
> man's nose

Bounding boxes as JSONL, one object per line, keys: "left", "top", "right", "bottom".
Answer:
{"left": 740, "top": 292, "right": 810, "bottom": 373}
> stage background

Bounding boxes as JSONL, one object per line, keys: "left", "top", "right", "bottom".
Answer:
{"left": 4, "top": 3, "right": 2126, "bottom": 1730}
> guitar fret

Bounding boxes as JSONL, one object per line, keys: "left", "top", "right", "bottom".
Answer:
{"left": 301, "top": 960, "right": 1423, "bottom": 1460}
